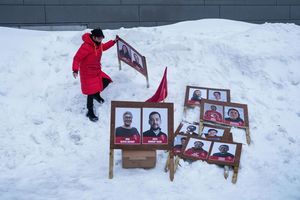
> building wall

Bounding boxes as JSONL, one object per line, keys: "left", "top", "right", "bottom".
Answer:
{"left": 0, "top": 0, "right": 299, "bottom": 30}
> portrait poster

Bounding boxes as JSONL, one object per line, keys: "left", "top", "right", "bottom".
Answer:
{"left": 142, "top": 108, "right": 168, "bottom": 144}
{"left": 200, "top": 99, "right": 249, "bottom": 128}
{"left": 110, "top": 101, "right": 173, "bottom": 150}
{"left": 175, "top": 121, "right": 200, "bottom": 136}
{"left": 182, "top": 137, "right": 212, "bottom": 160}
{"left": 201, "top": 124, "right": 231, "bottom": 142}
{"left": 207, "top": 141, "right": 242, "bottom": 167}
{"left": 184, "top": 86, "right": 230, "bottom": 107}
{"left": 115, "top": 107, "right": 141, "bottom": 145}
{"left": 173, "top": 134, "right": 187, "bottom": 155}
{"left": 116, "top": 36, "right": 148, "bottom": 78}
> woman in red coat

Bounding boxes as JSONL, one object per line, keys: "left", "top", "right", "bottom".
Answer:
{"left": 72, "top": 28, "right": 117, "bottom": 122}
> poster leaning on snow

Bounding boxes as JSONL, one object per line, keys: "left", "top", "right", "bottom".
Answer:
{"left": 174, "top": 121, "right": 200, "bottom": 137}
{"left": 200, "top": 99, "right": 249, "bottom": 128}
{"left": 207, "top": 141, "right": 242, "bottom": 167}
{"left": 110, "top": 101, "right": 174, "bottom": 150}
{"left": 184, "top": 86, "right": 231, "bottom": 107}
{"left": 200, "top": 123, "right": 232, "bottom": 142}
{"left": 116, "top": 36, "right": 149, "bottom": 79}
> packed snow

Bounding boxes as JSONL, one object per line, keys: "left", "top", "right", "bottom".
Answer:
{"left": 0, "top": 19, "right": 300, "bottom": 200}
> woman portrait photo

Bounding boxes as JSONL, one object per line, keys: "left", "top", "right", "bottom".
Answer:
{"left": 224, "top": 107, "right": 245, "bottom": 126}
{"left": 118, "top": 41, "right": 132, "bottom": 61}
{"left": 132, "top": 52, "right": 144, "bottom": 69}
{"left": 201, "top": 126, "right": 224, "bottom": 141}
{"left": 188, "top": 88, "right": 207, "bottom": 105}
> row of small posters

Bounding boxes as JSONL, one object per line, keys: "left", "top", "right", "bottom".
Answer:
{"left": 173, "top": 121, "right": 242, "bottom": 166}
{"left": 172, "top": 85, "right": 250, "bottom": 167}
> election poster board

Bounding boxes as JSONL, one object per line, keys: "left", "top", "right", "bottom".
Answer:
{"left": 200, "top": 99, "right": 250, "bottom": 144}
{"left": 184, "top": 86, "right": 231, "bottom": 107}
{"left": 116, "top": 36, "right": 149, "bottom": 87}
{"left": 109, "top": 101, "right": 174, "bottom": 181}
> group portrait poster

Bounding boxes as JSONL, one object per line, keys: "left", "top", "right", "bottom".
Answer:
{"left": 207, "top": 141, "right": 242, "bottom": 167}
{"left": 184, "top": 86, "right": 230, "bottom": 107}
{"left": 200, "top": 99, "right": 249, "bottom": 128}
{"left": 110, "top": 101, "right": 174, "bottom": 150}
{"left": 116, "top": 36, "right": 148, "bottom": 78}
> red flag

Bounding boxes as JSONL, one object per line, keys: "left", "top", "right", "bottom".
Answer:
{"left": 146, "top": 67, "right": 168, "bottom": 102}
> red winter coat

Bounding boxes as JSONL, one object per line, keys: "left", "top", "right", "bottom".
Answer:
{"left": 72, "top": 33, "right": 115, "bottom": 95}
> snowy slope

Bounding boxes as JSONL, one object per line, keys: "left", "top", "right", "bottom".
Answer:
{"left": 0, "top": 19, "right": 300, "bottom": 200}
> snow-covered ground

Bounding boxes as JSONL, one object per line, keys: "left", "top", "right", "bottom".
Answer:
{"left": 0, "top": 19, "right": 300, "bottom": 200}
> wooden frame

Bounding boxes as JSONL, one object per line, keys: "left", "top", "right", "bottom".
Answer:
{"left": 116, "top": 36, "right": 149, "bottom": 87}
{"left": 200, "top": 99, "right": 251, "bottom": 144}
{"left": 109, "top": 101, "right": 174, "bottom": 181}
{"left": 207, "top": 141, "right": 242, "bottom": 167}
{"left": 184, "top": 86, "right": 231, "bottom": 107}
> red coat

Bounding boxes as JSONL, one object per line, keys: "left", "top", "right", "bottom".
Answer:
{"left": 72, "top": 33, "right": 115, "bottom": 95}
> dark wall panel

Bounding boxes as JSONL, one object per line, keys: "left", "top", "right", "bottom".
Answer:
{"left": 205, "top": 0, "right": 276, "bottom": 5}
{"left": 0, "top": 0, "right": 299, "bottom": 29}
{"left": 140, "top": 6, "right": 219, "bottom": 21}
{"left": 0, "top": 6, "right": 45, "bottom": 23}
{"left": 220, "top": 6, "right": 289, "bottom": 20}
{"left": 45, "top": 5, "right": 139, "bottom": 23}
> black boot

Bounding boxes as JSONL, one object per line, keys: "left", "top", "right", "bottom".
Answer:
{"left": 94, "top": 93, "right": 104, "bottom": 104}
{"left": 86, "top": 109, "right": 98, "bottom": 122}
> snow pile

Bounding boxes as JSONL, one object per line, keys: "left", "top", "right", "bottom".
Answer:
{"left": 0, "top": 19, "right": 300, "bottom": 200}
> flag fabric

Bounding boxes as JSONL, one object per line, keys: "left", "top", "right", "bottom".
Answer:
{"left": 146, "top": 67, "right": 168, "bottom": 102}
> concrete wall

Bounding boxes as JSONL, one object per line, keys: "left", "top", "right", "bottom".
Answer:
{"left": 0, "top": 0, "right": 299, "bottom": 30}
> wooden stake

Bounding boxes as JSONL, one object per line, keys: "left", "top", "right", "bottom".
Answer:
{"left": 146, "top": 75, "right": 150, "bottom": 88}
{"left": 118, "top": 59, "right": 122, "bottom": 71}
{"left": 174, "top": 156, "right": 180, "bottom": 172}
{"left": 199, "top": 120, "right": 204, "bottom": 133}
{"left": 169, "top": 152, "right": 175, "bottom": 181}
{"left": 224, "top": 165, "right": 230, "bottom": 179}
{"left": 164, "top": 153, "right": 170, "bottom": 172}
{"left": 246, "top": 127, "right": 251, "bottom": 145}
{"left": 109, "top": 148, "right": 114, "bottom": 179}
{"left": 232, "top": 166, "right": 239, "bottom": 184}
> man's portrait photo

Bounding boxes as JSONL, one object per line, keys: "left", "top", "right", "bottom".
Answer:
{"left": 115, "top": 108, "right": 141, "bottom": 144}
{"left": 142, "top": 108, "right": 168, "bottom": 144}
{"left": 209, "top": 142, "right": 236, "bottom": 163}
{"left": 188, "top": 88, "right": 207, "bottom": 105}
{"left": 173, "top": 135, "right": 187, "bottom": 155}
{"left": 178, "top": 122, "right": 199, "bottom": 136}
{"left": 183, "top": 138, "right": 212, "bottom": 160}
{"left": 118, "top": 41, "right": 132, "bottom": 61}
{"left": 208, "top": 90, "right": 227, "bottom": 102}
{"left": 203, "top": 103, "right": 223, "bottom": 122}
{"left": 224, "top": 106, "right": 245, "bottom": 126}
{"left": 201, "top": 126, "right": 224, "bottom": 141}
